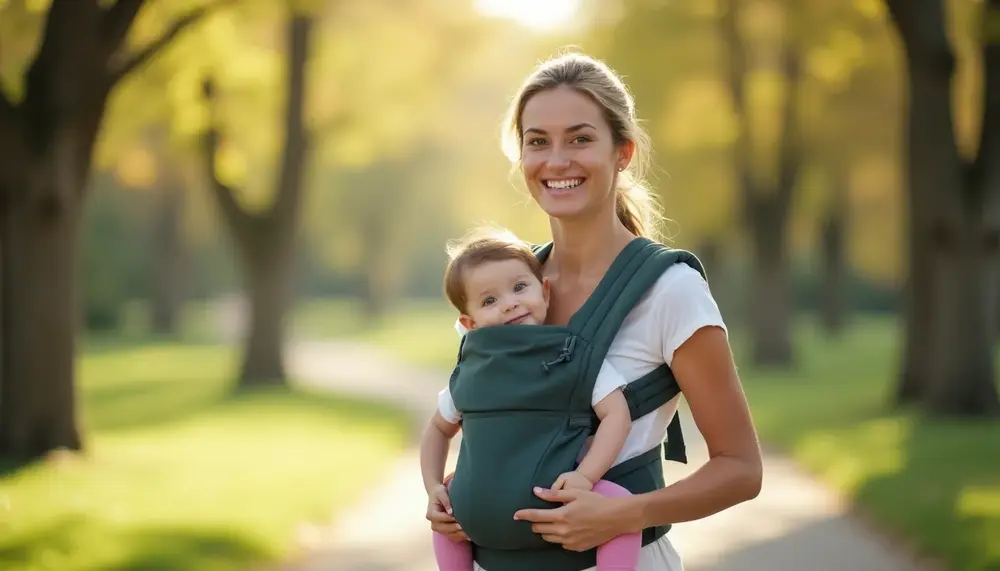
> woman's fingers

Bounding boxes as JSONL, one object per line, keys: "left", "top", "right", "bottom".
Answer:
{"left": 541, "top": 533, "right": 566, "bottom": 544}
{"left": 529, "top": 522, "right": 565, "bottom": 537}
{"left": 427, "top": 504, "right": 469, "bottom": 541}
{"left": 532, "top": 486, "right": 580, "bottom": 504}
{"left": 427, "top": 507, "right": 457, "bottom": 524}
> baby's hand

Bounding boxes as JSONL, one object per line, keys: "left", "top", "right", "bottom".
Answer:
{"left": 428, "top": 483, "right": 453, "bottom": 515}
{"left": 551, "top": 471, "right": 593, "bottom": 491}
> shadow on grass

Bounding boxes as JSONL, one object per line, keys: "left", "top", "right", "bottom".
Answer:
{"left": 83, "top": 377, "right": 231, "bottom": 432}
{"left": 1, "top": 379, "right": 406, "bottom": 478}
{"left": 0, "top": 516, "right": 271, "bottom": 571}
{"left": 86, "top": 377, "right": 410, "bottom": 435}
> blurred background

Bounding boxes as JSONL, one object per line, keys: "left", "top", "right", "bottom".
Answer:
{"left": 0, "top": 0, "right": 997, "bottom": 570}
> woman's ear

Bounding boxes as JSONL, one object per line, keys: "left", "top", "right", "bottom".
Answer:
{"left": 617, "top": 139, "right": 635, "bottom": 172}
{"left": 458, "top": 314, "right": 477, "bottom": 331}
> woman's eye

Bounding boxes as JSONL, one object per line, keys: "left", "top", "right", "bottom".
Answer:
{"left": 572, "top": 136, "right": 591, "bottom": 144}
{"left": 526, "top": 138, "right": 546, "bottom": 146}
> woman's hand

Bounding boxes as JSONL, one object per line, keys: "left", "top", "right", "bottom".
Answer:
{"left": 426, "top": 476, "right": 470, "bottom": 543}
{"left": 513, "top": 486, "right": 641, "bottom": 552}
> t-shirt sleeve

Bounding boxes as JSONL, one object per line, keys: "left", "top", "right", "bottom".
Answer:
{"left": 658, "top": 263, "right": 728, "bottom": 366}
{"left": 591, "top": 359, "right": 628, "bottom": 407}
{"left": 437, "top": 386, "right": 462, "bottom": 423}
{"left": 437, "top": 319, "right": 468, "bottom": 423}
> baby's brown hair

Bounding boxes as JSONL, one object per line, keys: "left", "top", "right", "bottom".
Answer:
{"left": 443, "top": 227, "right": 543, "bottom": 314}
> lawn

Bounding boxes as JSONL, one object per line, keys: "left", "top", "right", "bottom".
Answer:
{"left": 0, "top": 340, "right": 411, "bottom": 571}
{"left": 314, "top": 298, "right": 1000, "bottom": 571}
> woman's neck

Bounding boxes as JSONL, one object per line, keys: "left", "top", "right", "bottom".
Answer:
{"left": 548, "top": 210, "right": 635, "bottom": 278}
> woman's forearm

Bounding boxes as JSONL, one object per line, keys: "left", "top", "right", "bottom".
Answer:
{"left": 625, "top": 454, "right": 762, "bottom": 531}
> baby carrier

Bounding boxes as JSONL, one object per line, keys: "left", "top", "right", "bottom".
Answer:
{"left": 447, "top": 237, "right": 705, "bottom": 571}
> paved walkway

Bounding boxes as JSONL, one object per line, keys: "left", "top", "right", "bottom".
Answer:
{"left": 270, "top": 340, "right": 933, "bottom": 571}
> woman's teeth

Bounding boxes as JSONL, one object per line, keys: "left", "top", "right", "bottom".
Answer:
{"left": 545, "top": 179, "right": 583, "bottom": 189}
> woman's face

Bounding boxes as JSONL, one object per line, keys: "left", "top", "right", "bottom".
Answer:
{"left": 519, "top": 86, "right": 630, "bottom": 223}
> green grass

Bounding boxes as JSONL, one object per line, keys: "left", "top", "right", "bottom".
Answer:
{"left": 314, "top": 300, "right": 1000, "bottom": 571}
{"left": 737, "top": 317, "right": 1000, "bottom": 571}
{"left": 291, "top": 298, "right": 462, "bottom": 369}
{"left": 0, "top": 341, "right": 410, "bottom": 571}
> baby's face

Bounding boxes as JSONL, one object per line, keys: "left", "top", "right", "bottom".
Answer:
{"left": 459, "top": 259, "right": 549, "bottom": 330}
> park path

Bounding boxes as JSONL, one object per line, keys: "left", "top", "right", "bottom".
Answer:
{"left": 267, "top": 339, "right": 933, "bottom": 571}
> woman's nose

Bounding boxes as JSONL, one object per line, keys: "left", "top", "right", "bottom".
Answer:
{"left": 546, "top": 146, "right": 571, "bottom": 169}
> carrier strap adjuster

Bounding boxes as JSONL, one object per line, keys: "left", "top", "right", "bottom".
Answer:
{"left": 541, "top": 335, "right": 577, "bottom": 373}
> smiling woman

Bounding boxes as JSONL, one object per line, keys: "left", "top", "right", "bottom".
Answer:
{"left": 474, "top": 0, "right": 580, "bottom": 31}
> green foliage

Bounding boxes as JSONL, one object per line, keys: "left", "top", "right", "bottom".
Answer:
{"left": 3, "top": 0, "right": 947, "bottom": 338}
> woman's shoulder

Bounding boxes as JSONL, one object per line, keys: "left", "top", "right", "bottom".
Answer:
{"left": 645, "top": 258, "right": 713, "bottom": 306}
{"left": 619, "top": 256, "right": 726, "bottom": 364}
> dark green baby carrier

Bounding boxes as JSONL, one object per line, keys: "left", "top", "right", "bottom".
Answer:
{"left": 447, "top": 237, "right": 706, "bottom": 571}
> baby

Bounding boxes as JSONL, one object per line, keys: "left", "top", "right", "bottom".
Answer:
{"left": 419, "top": 227, "right": 641, "bottom": 571}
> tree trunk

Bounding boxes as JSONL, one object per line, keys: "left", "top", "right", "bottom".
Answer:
{"left": 200, "top": 13, "right": 313, "bottom": 390}
{"left": 0, "top": 159, "right": 83, "bottom": 458}
{"left": 721, "top": 0, "right": 801, "bottom": 368}
{"left": 360, "top": 209, "right": 389, "bottom": 322}
{"left": 237, "top": 235, "right": 295, "bottom": 385}
{"left": 888, "top": 0, "right": 1000, "bottom": 416}
{"left": 149, "top": 178, "right": 186, "bottom": 335}
{"left": 748, "top": 201, "right": 794, "bottom": 365}
{"left": 820, "top": 177, "right": 848, "bottom": 336}
{"left": 0, "top": 0, "right": 238, "bottom": 460}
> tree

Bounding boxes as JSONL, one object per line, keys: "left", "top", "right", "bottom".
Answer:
{"left": 819, "top": 166, "right": 849, "bottom": 335}
{"left": 0, "top": 0, "right": 230, "bottom": 460}
{"left": 200, "top": 10, "right": 311, "bottom": 387}
{"left": 886, "top": 0, "right": 1000, "bottom": 415}
{"left": 721, "top": 0, "right": 804, "bottom": 366}
{"left": 148, "top": 142, "right": 189, "bottom": 335}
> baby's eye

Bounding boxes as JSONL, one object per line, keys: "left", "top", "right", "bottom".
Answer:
{"left": 482, "top": 296, "right": 497, "bottom": 307}
{"left": 513, "top": 282, "right": 528, "bottom": 292}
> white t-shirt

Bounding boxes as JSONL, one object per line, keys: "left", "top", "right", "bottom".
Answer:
{"left": 437, "top": 262, "right": 728, "bottom": 467}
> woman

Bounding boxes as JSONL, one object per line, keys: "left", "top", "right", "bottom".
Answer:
{"left": 427, "top": 51, "right": 763, "bottom": 570}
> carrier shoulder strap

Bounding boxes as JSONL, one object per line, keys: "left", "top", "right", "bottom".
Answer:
{"left": 573, "top": 240, "right": 704, "bottom": 351}
{"left": 570, "top": 238, "right": 706, "bottom": 465}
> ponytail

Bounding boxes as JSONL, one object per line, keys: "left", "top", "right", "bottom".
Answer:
{"left": 615, "top": 185, "right": 661, "bottom": 240}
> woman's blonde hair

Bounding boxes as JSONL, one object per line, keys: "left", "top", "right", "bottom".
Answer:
{"left": 501, "top": 52, "right": 662, "bottom": 239}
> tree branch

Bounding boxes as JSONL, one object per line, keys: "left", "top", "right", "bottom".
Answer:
{"left": 966, "top": 0, "right": 1000, "bottom": 199}
{"left": 268, "top": 14, "right": 313, "bottom": 229}
{"left": 101, "top": 0, "right": 146, "bottom": 56}
{"left": 0, "top": 79, "right": 16, "bottom": 121}
{"left": 720, "top": 0, "right": 756, "bottom": 220}
{"left": 0, "top": 86, "right": 23, "bottom": 198}
{"left": 107, "top": 0, "right": 236, "bottom": 85}
{"left": 776, "top": 35, "right": 803, "bottom": 210}
{"left": 200, "top": 78, "right": 254, "bottom": 242}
